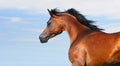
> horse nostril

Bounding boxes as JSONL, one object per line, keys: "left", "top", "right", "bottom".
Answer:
{"left": 39, "top": 34, "right": 49, "bottom": 43}
{"left": 39, "top": 34, "right": 48, "bottom": 40}
{"left": 39, "top": 35, "right": 44, "bottom": 40}
{"left": 39, "top": 36, "right": 41, "bottom": 40}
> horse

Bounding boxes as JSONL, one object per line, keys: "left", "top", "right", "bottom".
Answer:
{"left": 39, "top": 8, "right": 120, "bottom": 66}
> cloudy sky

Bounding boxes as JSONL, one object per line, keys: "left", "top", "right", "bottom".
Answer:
{"left": 0, "top": 0, "right": 120, "bottom": 66}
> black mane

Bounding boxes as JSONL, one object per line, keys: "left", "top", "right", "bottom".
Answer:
{"left": 51, "top": 8, "right": 103, "bottom": 31}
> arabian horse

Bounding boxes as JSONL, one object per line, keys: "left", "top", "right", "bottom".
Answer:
{"left": 39, "top": 8, "right": 120, "bottom": 66}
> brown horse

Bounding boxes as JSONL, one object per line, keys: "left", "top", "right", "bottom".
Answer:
{"left": 39, "top": 8, "right": 120, "bottom": 66}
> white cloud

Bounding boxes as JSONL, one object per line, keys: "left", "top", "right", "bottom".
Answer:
{"left": 10, "top": 37, "right": 39, "bottom": 42}
{"left": 22, "top": 28, "right": 42, "bottom": 33}
{"left": 101, "top": 23, "right": 120, "bottom": 33}
{"left": 10, "top": 17, "right": 23, "bottom": 23}
{"left": 0, "top": 16, "right": 22, "bottom": 23}
{"left": 0, "top": 0, "right": 120, "bottom": 18}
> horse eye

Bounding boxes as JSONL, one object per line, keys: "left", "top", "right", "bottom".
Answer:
{"left": 47, "top": 21, "right": 51, "bottom": 26}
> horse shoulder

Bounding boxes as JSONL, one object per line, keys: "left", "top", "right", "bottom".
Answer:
{"left": 69, "top": 39, "right": 87, "bottom": 66}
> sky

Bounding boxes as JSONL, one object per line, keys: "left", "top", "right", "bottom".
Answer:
{"left": 0, "top": 0, "right": 120, "bottom": 66}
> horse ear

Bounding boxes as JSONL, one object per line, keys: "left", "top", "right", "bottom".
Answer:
{"left": 47, "top": 9, "right": 54, "bottom": 17}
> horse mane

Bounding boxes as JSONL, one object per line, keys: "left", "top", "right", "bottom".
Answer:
{"left": 51, "top": 8, "right": 103, "bottom": 31}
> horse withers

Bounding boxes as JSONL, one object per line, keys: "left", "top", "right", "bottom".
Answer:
{"left": 39, "top": 8, "right": 120, "bottom": 66}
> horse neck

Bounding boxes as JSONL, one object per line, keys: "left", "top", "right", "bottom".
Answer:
{"left": 64, "top": 17, "right": 90, "bottom": 44}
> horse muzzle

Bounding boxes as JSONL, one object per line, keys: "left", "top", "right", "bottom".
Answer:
{"left": 39, "top": 34, "right": 49, "bottom": 43}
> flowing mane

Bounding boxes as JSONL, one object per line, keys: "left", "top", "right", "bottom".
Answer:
{"left": 51, "top": 8, "right": 103, "bottom": 31}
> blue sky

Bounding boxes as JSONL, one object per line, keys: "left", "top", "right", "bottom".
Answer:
{"left": 0, "top": 0, "right": 120, "bottom": 66}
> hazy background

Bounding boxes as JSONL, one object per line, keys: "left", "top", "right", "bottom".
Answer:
{"left": 0, "top": 0, "right": 120, "bottom": 66}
